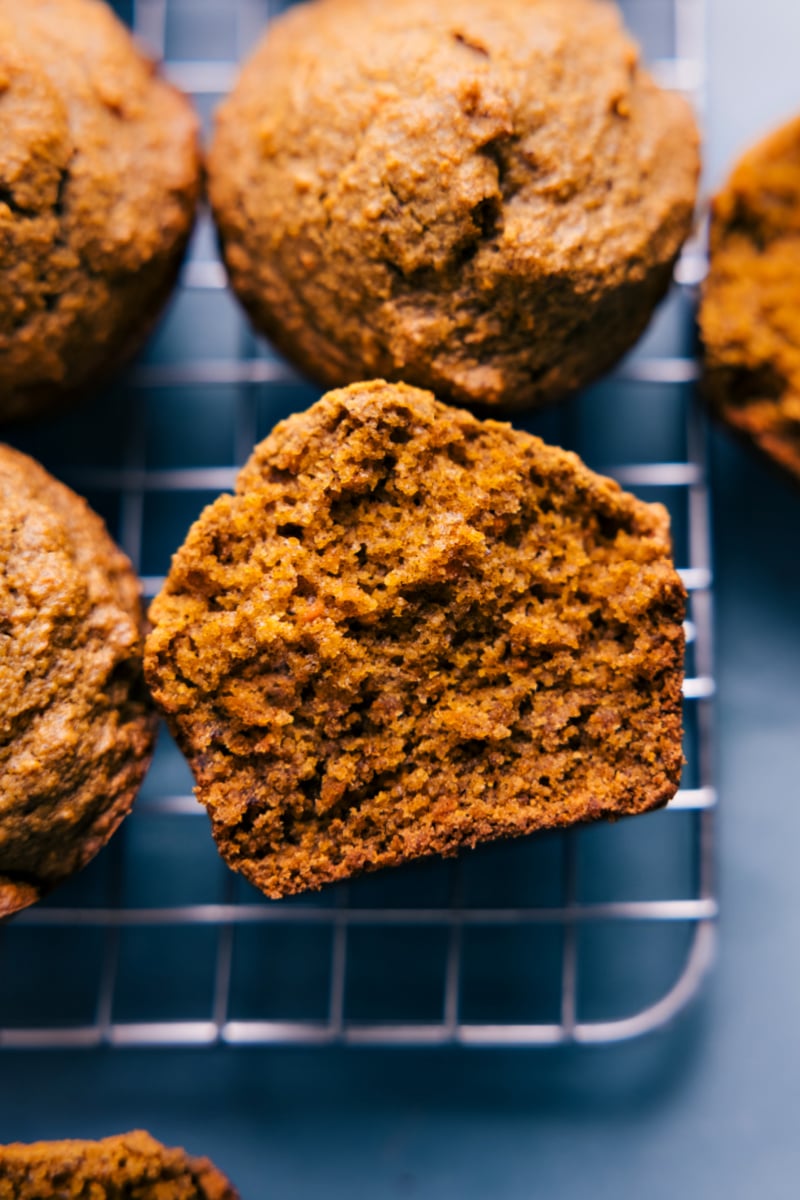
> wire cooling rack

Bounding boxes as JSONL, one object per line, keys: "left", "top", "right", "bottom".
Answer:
{"left": 0, "top": 0, "right": 716, "bottom": 1048}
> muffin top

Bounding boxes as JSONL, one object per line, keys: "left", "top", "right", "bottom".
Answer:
{"left": 700, "top": 115, "right": 800, "bottom": 482}
{"left": 0, "top": 0, "right": 200, "bottom": 420}
{"left": 0, "top": 1131, "right": 239, "bottom": 1200}
{"left": 209, "top": 0, "right": 699, "bottom": 410}
{"left": 146, "top": 381, "right": 685, "bottom": 899}
{"left": 0, "top": 445, "right": 156, "bottom": 916}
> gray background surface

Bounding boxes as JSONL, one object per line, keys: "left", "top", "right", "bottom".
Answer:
{"left": 2, "top": 0, "right": 799, "bottom": 1196}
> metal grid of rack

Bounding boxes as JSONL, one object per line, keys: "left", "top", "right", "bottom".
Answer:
{"left": 0, "top": 0, "right": 716, "bottom": 1048}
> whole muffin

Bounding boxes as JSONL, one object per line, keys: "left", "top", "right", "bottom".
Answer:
{"left": 700, "top": 115, "right": 800, "bottom": 483}
{"left": 145, "top": 381, "right": 686, "bottom": 899}
{"left": 0, "top": 0, "right": 201, "bottom": 422}
{"left": 0, "top": 446, "right": 156, "bottom": 917}
{"left": 0, "top": 1131, "right": 239, "bottom": 1200}
{"left": 208, "top": 0, "right": 700, "bottom": 412}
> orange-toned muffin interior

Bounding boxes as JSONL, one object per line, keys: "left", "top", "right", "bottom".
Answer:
{"left": 146, "top": 382, "right": 686, "bottom": 899}
{"left": 0, "top": 1131, "right": 239, "bottom": 1200}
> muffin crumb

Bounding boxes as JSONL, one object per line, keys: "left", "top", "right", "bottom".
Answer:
{"left": 0, "top": 1131, "right": 239, "bottom": 1200}
{"left": 146, "top": 381, "right": 686, "bottom": 899}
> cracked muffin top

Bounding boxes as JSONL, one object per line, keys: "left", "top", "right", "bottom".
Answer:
{"left": 145, "top": 381, "right": 685, "bottom": 900}
{"left": 700, "top": 114, "right": 800, "bottom": 483}
{"left": 0, "top": 0, "right": 201, "bottom": 422}
{"left": 0, "top": 445, "right": 156, "bottom": 917}
{"left": 0, "top": 1131, "right": 239, "bottom": 1200}
{"left": 208, "top": 0, "right": 699, "bottom": 412}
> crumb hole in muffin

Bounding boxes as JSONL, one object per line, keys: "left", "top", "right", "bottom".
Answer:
{"left": 473, "top": 196, "right": 500, "bottom": 239}
{"left": 502, "top": 523, "right": 523, "bottom": 548}
{"left": 277, "top": 522, "right": 304, "bottom": 540}
{"left": 451, "top": 30, "right": 490, "bottom": 58}
{"left": 596, "top": 510, "right": 635, "bottom": 542}
{"left": 0, "top": 185, "right": 36, "bottom": 218}
{"left": 446, "top": 441, "right": 470, "bottom": 466}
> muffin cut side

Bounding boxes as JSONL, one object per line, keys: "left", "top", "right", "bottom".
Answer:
{"left": 0, "top": 1131, "right": 239, "bottom": 1200}
{"left": 146, "top": 382, "right": 686, "bottom": 899}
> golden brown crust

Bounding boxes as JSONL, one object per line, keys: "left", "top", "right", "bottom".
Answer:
{"left": 208, "top": 0, "right": 699, "bottom": 412}
{"left": 145, "top": 381, "right": 685, "bottom": 899}
{"left": 0, "top": 0, "right": 201, "bottom": 422}
{"left": 700, "top": 115, "right": 800, "bottom": 483}
{"left": 0, "top": 1131, "right": 239, "bottom": 1200}
{"left": 0, "top": 445, "right": 157, "bottom": 917}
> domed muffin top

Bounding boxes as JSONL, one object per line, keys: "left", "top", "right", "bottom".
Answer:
{"left": 146, "top": 381, "right": 685, "bottom": 899}
{"left": 209, "top": 0, "right": 699, "bottom": 409}
{"left": 0, "top": 0, "right": 200, "bottom": 420}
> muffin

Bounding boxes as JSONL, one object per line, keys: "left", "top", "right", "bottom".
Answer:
{"left": 0, "top": 0, "right": 201, "bottom": 422}
{"left": 0, "top": 1131, "right": 239, "bottom": 1200}
{"left": 700, "top": 115, "right": 800, "bottom": 483}
{"left": 0, "top": 445, "right": 156, "bottom": 917}
{"left": 145, "top": 381, "right": 686, "bottom": 900}
{"left": 208, "top": 0, "right": 700, "bottom": 413}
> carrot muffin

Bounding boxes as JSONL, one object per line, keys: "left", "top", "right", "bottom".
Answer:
{"left": 0, "top": 0, "right": 201, "bottom": 422}
{"left": 0, "top": 1131, "right": 239, "bottom": 1200}
{"left": 700, "top": 115, "right": 800, "bottom": 483}
{"left": 0, "top": 445, "right": 156, "bottom": 917}
{"left": 145, "top": 381, "right": 686, "bottom": 899}
{"left": 208, "top": 0, "right": 699, "bottom": 412}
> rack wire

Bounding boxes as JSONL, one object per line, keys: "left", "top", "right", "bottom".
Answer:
{"left": 0, "top": 0, "right": 716, "bottom": 1049}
